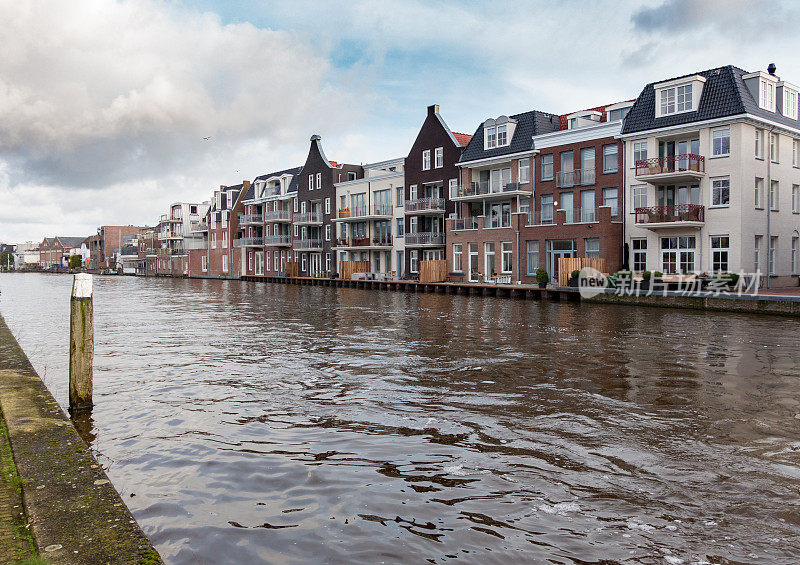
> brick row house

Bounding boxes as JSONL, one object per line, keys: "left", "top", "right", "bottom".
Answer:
{"left": 155, "top": 202, "right": 209, "bottom": 277}
{"left": 294, "top": 135, "right": 362, "bottom": 277}
{"left": 190, "top": 183, "right": 247, "bottom": 278}
{"left": 239, "top": 167, "right": 302, "bottom": 277}
{"left": 39, "top": 236, "right": 87, "bottom": 268}
{"left": 404, "top": 104, "right": 471, "bottom": 278}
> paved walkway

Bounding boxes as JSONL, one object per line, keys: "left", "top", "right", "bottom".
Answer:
{"left": 0, "top": 408, "right": 36, "bottom": 563}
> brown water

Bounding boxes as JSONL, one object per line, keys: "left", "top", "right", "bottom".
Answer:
{"left": 1, "top": 273, "right": 799, "bottom": 564}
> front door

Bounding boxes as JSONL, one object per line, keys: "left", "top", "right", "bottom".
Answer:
{"left": 547, "top": 239, "right": 576, "bottom": 284}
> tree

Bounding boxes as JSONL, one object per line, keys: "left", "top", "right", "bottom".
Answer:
{"left": 0, "top": 250, "right": 12, "bottom": 269}
{"left": 69, "top": 254, "right": 82, "bottom": 269}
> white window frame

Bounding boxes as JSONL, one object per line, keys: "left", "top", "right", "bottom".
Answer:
{"left": 793, "top": 235, "right": 799, "bottom": 274}
{"left": 316, "top": 172, "right": 322, "bottom": 190}
{"left": 755, "top": 129, "right": 763, "bottom": 159}
{"left": 710, "top": 176, "right": 730, "bottom": 208}
{"left": 222, "top": 254, "right": 229, "bottom": 273}
{"left": 755, "top": 177, "right": 764, "bottom": 209}
{"left": 770, "top": 180, "right": 779, "bottom": 211}
{"left": 449, "top": 178, "right": 457, "bottom": 199}
{"left": 308, "top": 174, "right": 314, "bottom": 190}
{"left": 518, "top": 158, "right": 530, "bottom": 184}
{"left": 325, "top": 224, "right": 331, "bottom": 241}
{"left": 710, "top": 235, "right": 730, "bottom": 273}
{"left": 632, "top": 185, "right": 647, "bottom": 210}
{"left": 793, "top": 184, "right": 800, "bottom": 214}
{"left": 452, "top": 243, "right": 463, "bottom": 272}
{"left": 501, "top": 241, "right": 512, "bottom": 274}
{"left": 711, "top": 128, "right": 730, "bottom": 157}
{"left": 201, "top": 255, "right": 208, "bottom": 272}
{"left": 769, "top": 236, "right": 778, "bottom": 275}
{"left": 293, "top": 197, "right": 298, "bottom": 213}
{"left": 770, "top": 132, "right": 779, "bottom": 163}
{"left": 410, "top": 250, "right": 418, "bottom": 273}
{"left": 422, "top": 150, "right": 431, "bottom": 171}
{"left": 602, "top": 144, "right": 618, "bottom": 173}
{"left": 633, "top": 141, "right": 647, "bottom": 165}
{"left": 325, "top": 198, "right": 331, "bottom": 214}
{"left": 434, "top": 147, "right": 443, "bottom": 168}
{"left": 541, "top": 154, "right": 553, "bottom": 181}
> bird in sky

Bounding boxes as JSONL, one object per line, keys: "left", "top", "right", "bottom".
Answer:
{"left": 203, "top": 136, "right": 211, "bottom": 140}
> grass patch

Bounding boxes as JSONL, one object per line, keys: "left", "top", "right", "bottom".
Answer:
{"left": 0, "top": 407, "right": 38, "bottom": 561}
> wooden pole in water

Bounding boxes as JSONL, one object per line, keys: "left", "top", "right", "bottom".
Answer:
{"left": 69, "top": 273, "right": 93, "bottom": 413}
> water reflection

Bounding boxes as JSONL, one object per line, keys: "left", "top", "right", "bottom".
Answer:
{"left": 1, "top": 273, "right": 800, "bottom": 564}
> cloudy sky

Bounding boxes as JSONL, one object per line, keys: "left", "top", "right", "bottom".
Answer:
{"left": 2, "top": 0, "right": 799, "bottom": 243}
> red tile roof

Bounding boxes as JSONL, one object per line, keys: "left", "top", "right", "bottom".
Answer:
{"left": 329, "top": 160, "right": 340, "bottom": 168}
{"left": 452, "top": 132, "right": 473, "bottom": 147}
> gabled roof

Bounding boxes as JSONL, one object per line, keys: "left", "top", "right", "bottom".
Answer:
{"left": 57, "top": 236, "right": 87, "bottom": 248}
{"left": 622, "top": 65, "right": 800, "bottom": 135}
{"left": 208, "top": 183, "right": 243, "bottom": 212}
{"left": 452, "top": 132, "right": 473, "bottom": 147}
{"left": 252, "top": 166, "right": 303, "bottom": 193}
{"left": 459, "top": 110, "right": 561, "bottom": 163}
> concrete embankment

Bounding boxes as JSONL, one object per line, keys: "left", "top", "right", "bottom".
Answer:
{"left": 0, "top": 315, "right": 161, "bottom": 564}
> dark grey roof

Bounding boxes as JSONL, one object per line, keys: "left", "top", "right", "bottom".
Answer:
{"left": 58, "top": 236, "right": 87, "bottom": 248}
{"left": 622, "top": 65, "right": 800, "bottom": 134}
{"left": 253, "top": 166, "right": 303, "bottom": 193}
{"left": 209, "top": 183, "right": 243, "bottom": 212}
{"left": 459, "top": 110, "right": 561, "bottom": 163}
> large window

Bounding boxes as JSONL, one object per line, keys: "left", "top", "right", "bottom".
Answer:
{"left": 581, "top": 147, "right": 595, "bottom": 185}
{"left": 632, "top": 185, "right": 647, "bottom": 210}
{"left": 541, "top": 154, "right": 554, "bottom": 181}
{"left": 501, "top": 242, "right": 512, "bottom": 273}
{"left": 769, "top": 236, "right": 778, "bottom": 275}
{"left": 661, "top": 236, "right": 695, "bottom": 274}
{"left": 633, "top": 141, "right": 647, "bottom": 164}
{"left": 602, "top": 144, "right": 618, "bottom": 173}
{"left": 519, "top": 158, "right": 530, "bottom": 184}
{"left": 222, "top": 254, "right": 229, "bottom": 273}
{"left": 422, "top": 150, "right": 431, "bottom": 170}
{"left": 452, "top": 243, "right": 463, "bottom": 272}
{"left": 711, "top": 177, "right": 730, "bottom": 207}
{"left": 526, "top": 241, "right": 539, "bottom": 275}
{"left": 761, "top": 79, "right": 775, "bottom": 111}
{"left": 410, "top": 250, "right": 418, "bottom": 273}
{"left": 660, "top": 87, "right": 676, "bottom": 115}
{"left": 770, "top": 180, "right": 779, "bottom": 211}
{"left": 770, "top": 133, "right": 779, "bottom": 162}
{"left": 580, "top": 190, "right": 595, "bottom": 222}
{"left": 660, "top": 83, "right": 692, "bottom": 115}
{"left": 484, "top": 243, "right": 495, "bottom": 275}
{"left": 541, "top": 195, "right": 554, "bottom": 223}
{"left": 632, "top": 238, "right": 647, "bottom": 272}
{"left": 435, "top": 147, "right": 443, "bottom": 168}
{"left": 755, "top": 129, "right": 764, "bottom": 158}
{"left": 754, "top": 235, "right": 762, "bottom": 273}
{"left": 711, "top": 236, "right": 729, "bottom": 272}
{"left": 396, "top": 187, "right": 403, "bottom": 206}
{"left": 486, "top": 127, "right": 496, "bottom": 148}
{"left": 584, "top": 238, "right": 600, "bottom": 259}
{"left": 396, "top": 218, "right": 404, "bottom": 237}
{"left": 755, "top": 177, "right": 764, "bottom": 208}
{"left": 712, "top": 128, "right": 730, "bottom": 157}
{"left": 497, "top": 124, "right": 508, "bottom": 146}
{"left": 603, "top": 187, "right": 618, "bottom": 216}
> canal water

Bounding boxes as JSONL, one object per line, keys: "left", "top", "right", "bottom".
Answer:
{"left": 1, "top": 273, "right": 799, "bottom": 564}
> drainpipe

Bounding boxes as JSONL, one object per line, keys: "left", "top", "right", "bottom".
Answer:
{"left": 766, "top": 125, "right": 775, "bottom": 290}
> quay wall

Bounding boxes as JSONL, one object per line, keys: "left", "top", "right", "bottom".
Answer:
{"left": 0, "top": 315, "right": 161, "bottom": 564}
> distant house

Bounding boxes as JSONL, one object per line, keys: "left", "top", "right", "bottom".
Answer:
{"left": 39, "top": 236, "right": 86, "bottom": 268}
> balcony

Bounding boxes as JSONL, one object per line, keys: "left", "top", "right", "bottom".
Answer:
{"left": 263, "top": 210, "right": 292, "bottom": 222}
{"left": 157, "top": 247, "right": 186, "bottom": 256}
{"left": 293, "top": 238, "right": 323, "bottom": 251}
{"left": 635, "top": 155, "right": 705, "bottom": 182}
{"left": 452, "top": 217, "right": 479, "bottom": 230}
{"left": 454, "top": 181, "right": 531, "bottom": 201}
{"left": 333, "top": 236, "right": 393, "bottom": 249}
{"left": 336, "top": 205, "right": 393, "bottom": 221}
{"left": 634, "top": 204, "right": 705, "bottom": 229}
{"left": 263, "top": 234, "right": 292, "bottom": 247}
{"left": 194, "top": 222, "right": 208, "bottom": 232}
{"left": 405, "top": 232, "right": 445, "bottom": 247}
{"left": 238, "top": 214, "right": 263, "bottom": 226}
{"left": 294, "top": 212, "right": 323, "bottom": 225}
{"left": 405, "top": 198, "right": 446, "bottom": 214}
{"left": 234, "top": 237, "right": 264, "bottom": 247}
{"left": 556, "top": 168, "right": 595, "bottom": 188}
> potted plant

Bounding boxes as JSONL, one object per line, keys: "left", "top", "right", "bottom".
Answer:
{"left": 641, "top": 270, "right": 651, "bottom": 291}
{"left": 568, "top": 269, "right": 580, "bottom": 287}
{"left": 536, "top": 267, "right": 549, "bottom": 288}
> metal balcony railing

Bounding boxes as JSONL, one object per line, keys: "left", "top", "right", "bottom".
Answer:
{"left": 294, "top": 212, "right": 322, "bottom": 224}
{"left": 234, "top": 237, "right": 264, "bottom": 247}
{"left": 263, "top": 210, "right": 292, "bottom": 221}
{"left": 556, "top": 168, "right": 595, "bottom": 188}
{"left": 452, "top": 217, "right": 479, "bottom": 230}
{"left": 635, "top": 154, "right": 705, "bottom": 176}
{"left": 405, "top": 198, "right": 446, "bottom": 213}
{"left": 635, "top": 204, "right": 705, "bottom": 224}
{"left": 263, "top": 234, "right": 292, "bottom": 246}
{"left": 238, "top": 214, "right": 263, "bottom": 225}
{"left": 456, "top": 181, "right": 531, "bottom": 198}
{"left": 405, "top": 232, "right": 445, "bottom": 246}
{"left": 293, "top": 238, "right": 323, "bottom": 250}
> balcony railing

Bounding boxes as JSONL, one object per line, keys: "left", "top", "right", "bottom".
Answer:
{"left": 157, "top": 247, "right": 186, "bottom": 256}
{"left": 635, "top": 204, "right": 705, "bottom": 224}
{"left": 194, "top": 222, "right": 208, "bottom": 232}
{"left": 556, "top": 168, "right": 595, "bottom": 188}
{"left": 405, "top": 232, "right": 445, "bottom": 246}
{"left": 294, "top": 212, "right": 322, "bottom": 224}
{"left": 238, "top": 214, "right": 263, "bottom": 225}
{"left": 338, "top": 205, "right": 393, "bottom": 218}
{"left": 452, "top": 217, "right": 479, "bottom": 230}
{"left": 234, "top": 237, "right": 264, "bottom": 247}
{"left": 263, "top": 210, "right": 292, "bottom": 222}
{"left": 372, "top": 235, "right": 393, "bottom": 246}
{"left": 456, "top": 181, "right": 531, "bottom": 198}
{"left": 635, "top": 154, "right": 705, "bottom": 176}
{"left": 405, "top": 198, "right": 446, "bottom": 213}
{"left": 293, "top": 238, "right": 323, "bottom": 250}
{"left": 263, "top": 234, "right": 292, "bottom": 246}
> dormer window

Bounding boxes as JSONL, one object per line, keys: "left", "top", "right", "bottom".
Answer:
{"left": 761, "top": 79, "right": 775, "bottom": 111}
{"left": 483, "top": 116, "right": 516, "bottom": 150}
{"left": 782, "top": 85, "right": 798, "bottom": 119}
{"left": 655, "top": 75, "right": 705, "bottom": 118}
{"left": 607, "top": 107, "right": 630, "bottom": 121}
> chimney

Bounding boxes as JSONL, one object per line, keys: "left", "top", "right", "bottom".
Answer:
{"left": 243, "top": 180, "right": 251, "bottom": 189}
{"left": 768, "top": 63, "right": 777, "bottom": 76}
{"left": 427, "top": 104, "right": 439, "bottom": 116}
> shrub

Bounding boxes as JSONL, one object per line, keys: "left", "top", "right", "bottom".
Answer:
{"left": 535, "top": 267, "right": 549, "bottom": 284}
{"left": 570, "top": 269, "right": 580, "bottom": 279}
{"left": 653, "top": 271, "right": 663, "bottom": 279}
{"left": 642, "top": 270, "right": 652, "bottom": 280}
{"left": 69, "top": 254, "right": 82, "bottom": 269}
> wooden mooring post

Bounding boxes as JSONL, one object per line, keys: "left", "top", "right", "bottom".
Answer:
{"left": 69, "top": 273, "right": 93, "bottom": 413}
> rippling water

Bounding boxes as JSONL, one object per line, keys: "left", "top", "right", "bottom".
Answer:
{"left": 1, "top": 273, "right": 800, "bottom": 564}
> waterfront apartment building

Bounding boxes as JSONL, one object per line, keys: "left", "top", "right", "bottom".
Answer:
{"left": 448, "top": 110, "right": 560, "bottom": 283}
{"left": 521, "top": 103, "right": 629, "bottom": 283}
{"left": 621, "top": 64, "right": 800, "bottom": 287}
{"left": 156, "top": 202, "right": 209, "bottom": 277}
{"left": 294, "top": 135, "right": 362, "bottom": 277}
{"left": 191, "top": 183, "right": 248, "bottom": 278}
{"left": 404, "top": 104, "right": 471, "bottom": 278}
{"left": 239, "top": 167, "right": 302, "bottom": 277}
{"left": 332, "top": 157, "right": 404, "bottom": 276}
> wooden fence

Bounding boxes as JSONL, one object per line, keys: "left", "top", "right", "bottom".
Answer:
{"left": 557, "top": 258, "right": 608, "bottom": 287}
{"left": 419, "top": 260, "right": 448, "bottom": 283}
{"left": 284, "top": 261, "right": 299, "bottom": 278}
{"left": 339, "top": 261, "right": 370, "bottom": 280}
